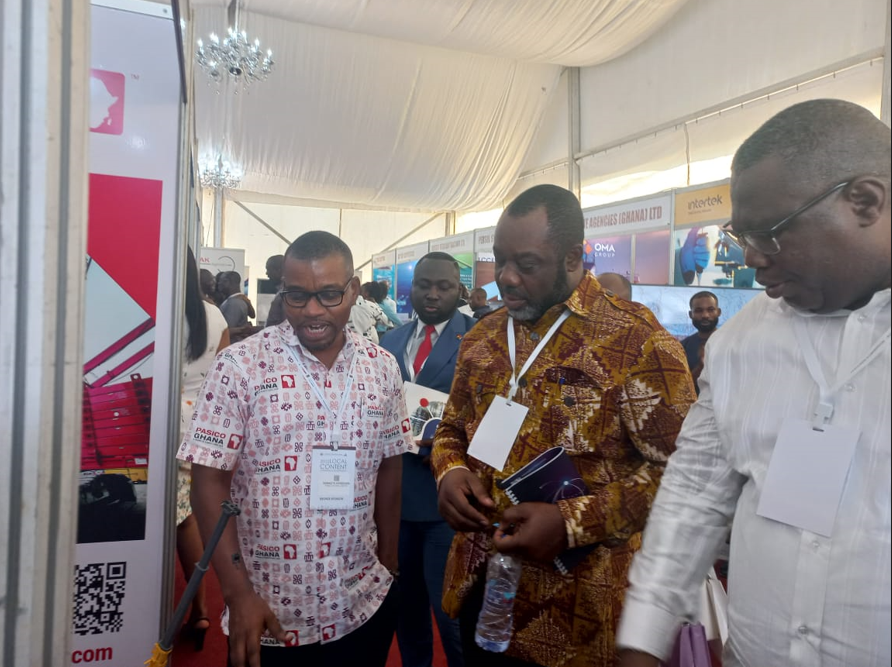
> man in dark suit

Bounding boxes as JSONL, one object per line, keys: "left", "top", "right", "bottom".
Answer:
{"left": 380, "top": 251, "right": 473, "bottom": 667}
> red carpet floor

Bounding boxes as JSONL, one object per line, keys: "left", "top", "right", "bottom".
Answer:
{"left": 172, "top": 558, "right": 447, "bottom": 666}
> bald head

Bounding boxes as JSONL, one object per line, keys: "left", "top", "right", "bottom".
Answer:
{"left": 732, "top": 99, "right": 890, "bottom": 190}
{"left": 597, "top": 273, "right": 632, "bottom": 301}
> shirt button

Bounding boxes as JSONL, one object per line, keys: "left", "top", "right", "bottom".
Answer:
{"left": 530, "top": 332, "right": 541, "bottom": 342}
{"left": 811, "top": 541, "right": 820, "bottom": 550}
{"left": 858, "top": 314, "right": 867, "bottom": 322}
{"left": 798, "top": 625, "right": 809, "bottom": 636}
{"left": 845, "top": 383, "right": 855, "bottom": 392}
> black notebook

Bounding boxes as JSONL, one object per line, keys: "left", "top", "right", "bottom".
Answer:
{"left": 496, "top": 447, "right": 596, "bottom": 574}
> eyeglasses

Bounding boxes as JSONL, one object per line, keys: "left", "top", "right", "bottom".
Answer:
{"left": 722, "top": 181, "right": 850, "bottom": 256}
{"left": 280, "top": 282, "right": 351, "bottom": 308}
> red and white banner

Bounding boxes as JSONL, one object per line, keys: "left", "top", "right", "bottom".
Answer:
{"left": 72, "top": 2, "right": 180, "bottom": 664}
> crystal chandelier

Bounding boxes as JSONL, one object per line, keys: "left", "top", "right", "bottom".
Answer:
{"left": 195, "top": 1, "right": 274, "bottom": 88}
{"left": 200, "top": 156, "right": 242, "bottom": 190}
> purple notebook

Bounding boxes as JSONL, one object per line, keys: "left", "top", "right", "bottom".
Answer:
{"left": 496, "top": 447, "right": 595, "bottom": 574}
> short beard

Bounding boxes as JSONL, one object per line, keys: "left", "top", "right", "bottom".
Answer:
{"left": 507, "top": 270, "right": 572, "bottom": 322}
{"left": 693, "top": 319, "right": 718, "bottom": 334}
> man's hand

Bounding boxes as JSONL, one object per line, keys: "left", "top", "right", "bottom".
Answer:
{"left": 438, "top": 468, "right": 494, "bottom": 531}
{"left": 225, "top": 589, "right": 291, "bottom": 667}
{"left": 493, "top": 502, "right": 567, "bottom": 563}
{"left": 617, "top": 650, "right": 661, "bottom": 667}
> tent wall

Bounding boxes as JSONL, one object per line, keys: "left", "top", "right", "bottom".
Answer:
{"left": 216, "top": 199, "right": 446, "bottom": 303}
{"left": 509, "top": 0, "right": 888, "bottom": 215}
{"left": 577, "top": 0, "right": 886, "bottom": 150}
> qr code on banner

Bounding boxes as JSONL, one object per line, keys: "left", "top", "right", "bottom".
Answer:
{"left": 72, "top": 562, "right": 126, "bottom": 635}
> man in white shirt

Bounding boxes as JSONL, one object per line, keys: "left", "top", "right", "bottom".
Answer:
{"left": 618, "top": 99, "right": 891, "bottom": 667}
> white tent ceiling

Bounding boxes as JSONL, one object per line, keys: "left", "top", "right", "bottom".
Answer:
{"left": 191, "top": 0, "right": 688, "bottom": 211}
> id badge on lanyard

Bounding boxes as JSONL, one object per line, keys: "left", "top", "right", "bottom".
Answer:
{"left": 292, "top": 347, "right": 359, "bottom": 510}
{"left": 756, "top": 317, "right": 889, "bottom": 536}
{"left": 467, "top": 310, "right": 570, "bottom": 471}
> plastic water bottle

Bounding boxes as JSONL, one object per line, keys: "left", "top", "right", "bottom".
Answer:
{"left": 475, "top": 553, "right": 522, "bottom": 652}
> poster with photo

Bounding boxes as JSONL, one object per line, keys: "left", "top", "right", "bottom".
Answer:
{"left": 394, "top": 242, "right": 429, "bottom": 317}
{"left": 372, "top": 251, "right": 396, "bottom": 300}
{"left": 672, "top": 225, "right": 758, "bottom": 289}
{"left": 72, "top": 3, "right": 180, "bottom": 664}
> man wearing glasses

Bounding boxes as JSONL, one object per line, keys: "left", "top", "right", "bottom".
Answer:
{"left": 618, "top": 99, "right": 891, "bottom": 666}
{"left": 180, "top": 231, "right": 415, "bottom": 667}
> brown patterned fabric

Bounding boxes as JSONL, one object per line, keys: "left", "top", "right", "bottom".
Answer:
{"left": 431, "top": 272, "right": 695, "bottom": 667}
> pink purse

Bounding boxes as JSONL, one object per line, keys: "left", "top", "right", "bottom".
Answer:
{"left": 661, "top": 623, "right": 713, "bottom": 667}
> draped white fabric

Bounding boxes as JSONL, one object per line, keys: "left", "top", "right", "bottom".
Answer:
{"left": 194, "top": 8, "right": 562, "bottom": 210}
{"left": 194, "top": 0, "right": 688, "bottom": 67}
{"left": 191, "top": 1, "right": 689, "bottom": 211}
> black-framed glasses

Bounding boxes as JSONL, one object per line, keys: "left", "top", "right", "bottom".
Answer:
{"left": 280, "top": 282, "right": 351, "bottom": 308}
{"left": 722, "top": 180, "right": 851, "bottom": 256}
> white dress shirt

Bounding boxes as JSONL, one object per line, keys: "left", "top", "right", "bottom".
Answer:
{"left": 618, "top": 290, "right": 891, "bottom": 667}
{"left": 404, "top": 319, "right": 449, "bottom": 381}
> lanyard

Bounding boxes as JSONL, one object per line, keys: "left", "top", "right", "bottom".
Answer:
{"left": 291, "top": 344, "right": 358, "bottom": 449}
{"left": 793, "top": 315, "right": 891, "bottom": 428}
{"left": 506, "top": 309, "right": 571, "bottom": 401}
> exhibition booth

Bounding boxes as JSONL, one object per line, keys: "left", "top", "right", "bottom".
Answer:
{"left": 0, "top": 0, "right": 888, "bottom": 665}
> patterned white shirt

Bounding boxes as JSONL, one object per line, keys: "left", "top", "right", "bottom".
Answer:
{"left": 618, "top": 290, "right": 891, "bottom": 667}
{"left": 178, "top": 323, "right": 415, "bottom": 646}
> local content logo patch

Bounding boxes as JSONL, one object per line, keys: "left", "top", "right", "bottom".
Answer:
{"left": 284, "top": 456, "right": 298, "bottom": 471}
{"left": 256, "top": 458, "right": 282, "bottom": 474}
{"left": 254, "top": 544, "right": 281, "bottom": 560}
{"left": 194, "top": 427, "right": 227, "bottom": 448}
{"left": 89, "top": 69, "right": 124, "bottom": 135}
{"left": 280, "top": 375, "right": 296, "bottom": 389}
{"left": 254, "top": 376, "right": 280, "bottom": 395}
{"left": 283, "top": 544, "right": 298, "bottom": 560}
{"left": 227, "top": 434, "right": 244, "bottom": 450}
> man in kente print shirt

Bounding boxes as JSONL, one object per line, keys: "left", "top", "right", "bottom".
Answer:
{"left": 433, "top": 184, "right": 695, "bottom": 667}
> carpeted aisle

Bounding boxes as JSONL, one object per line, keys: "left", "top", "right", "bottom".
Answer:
{"left": 171, "top": 559, "right": 446, "bottom": 666}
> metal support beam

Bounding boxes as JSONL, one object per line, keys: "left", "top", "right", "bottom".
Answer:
{"left": 354, "top": 212, "right": 445, "bottom": 273}
{"left": 883, "top": 0, "right": 890, "bottom": 127}
{"left": 0, "top": 0, "right": 90, "bottom": 664}
{"left": 213, "top": 188, "right": 225, "bottom": 247}
{"left": 233, "top": 200, "right": 292, "bottom": 245}
{"left": 567, "top": 67, "right": 581, "bottom": 199}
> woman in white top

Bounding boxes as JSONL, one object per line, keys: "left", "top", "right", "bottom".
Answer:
{"left": 176, "top": 248, "right": 229, "bottom": 650}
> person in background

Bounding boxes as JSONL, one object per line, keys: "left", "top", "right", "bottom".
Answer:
{"left": 372, "top": 281, "right": 403, "bottom": 330}
{"left": 176, "top": 248, "right": 230, "bottom": 651}
{"left": 199, "top": 268, "right": 218, "bottom": 305}
{"left": 217, "top": 271, "right": 255, "bottom": 328}
{"left": 362, "top": 282, "right": 399, "bottom": 338}
{"left": 349, "top": 290, "right": 384, "bottom": 343}
{"left": 680, "top": 291, "right": 721, "bottom": 394}
{"left": 180, "top": 231, "right": 414, "bottom": 667}
{"left": 596, "top": 272, "right": 632, "bottom": 301}
{"left": 380, "top": 252, "right": 474, "bottom": 667}
{"left": 617, "top": 99, "right": 891, "bottom": 667}
{"left": 381, "top": 280, "right": 399, "bottom": 317}
{"left": 468, "top": 287, "right": 494, "bottom": 319}
{"left": 457, "top": 283, "right": 473, "bottom": 317}
{"left": 433, "top": 184, "right": 695, "bottom": 667}
{"left": 265, "top": 254, "right": 287, "bottom": 327}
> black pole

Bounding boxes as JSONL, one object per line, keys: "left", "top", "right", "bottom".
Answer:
{"left": 158, "top": 500, "right": 240, "bottom": 651}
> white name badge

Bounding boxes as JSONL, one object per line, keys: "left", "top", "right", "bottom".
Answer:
{"left": 467, "top": 396, "right": 528, "bottom": 472}
{"left": 756, "top": 419, "right": 860, "bottom": 537}
{"left": 310, "top": 447, "right": 356, "bottom": 510}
